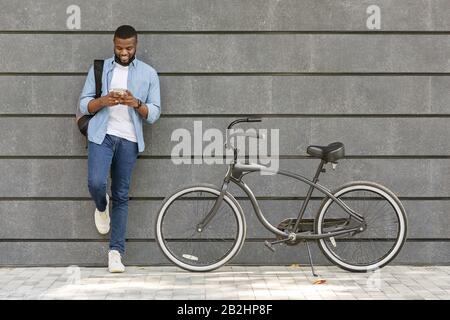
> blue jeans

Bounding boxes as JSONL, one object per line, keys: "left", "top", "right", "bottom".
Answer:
{"left": 88, "top": 134, "right": 139, "bottom": 255}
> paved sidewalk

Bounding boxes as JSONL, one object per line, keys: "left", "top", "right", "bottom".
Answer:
{"left": 0, "top": 265, "right": 449, "bottom": 300}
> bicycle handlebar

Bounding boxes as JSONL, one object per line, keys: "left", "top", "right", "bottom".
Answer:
{"left": 227, "top": 117, "right": 262, "bottom": 129}
{"left": 225, "top": 118, "right": 265, "bottom": 151}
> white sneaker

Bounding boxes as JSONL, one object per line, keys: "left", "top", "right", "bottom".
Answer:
{"left": 94, "top": 194, "right": 110, "bottom": 234}
{"left": 108, "top": 250, "right": 125, "bottom": 273}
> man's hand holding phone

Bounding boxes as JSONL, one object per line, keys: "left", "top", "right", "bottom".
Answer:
{"left": 101, "top": 89, "right": 140, "bottom": 108}
{"left": 101, "top": 88, "right": 127, "bottom": 107}
{"left": 119, "top": 90, "right": 140, "bottom": 109}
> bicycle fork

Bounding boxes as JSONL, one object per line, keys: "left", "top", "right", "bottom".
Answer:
{"left": 196, "top": 180, "right": 230, "bottom": 232}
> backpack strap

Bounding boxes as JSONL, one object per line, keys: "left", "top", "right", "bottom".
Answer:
{"left": 93, "top": 59, "right": 104, "bottom": 99}
{"left": 85, "top": 59, "right": 104, "bottom": 150}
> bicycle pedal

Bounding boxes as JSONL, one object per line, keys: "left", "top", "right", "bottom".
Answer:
{"left": 264, "top": 240, "right": 276, "bottom": 252}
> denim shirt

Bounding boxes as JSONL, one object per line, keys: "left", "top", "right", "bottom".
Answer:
{"left": 79, "top": 56, "right": 161, "bottom": 153}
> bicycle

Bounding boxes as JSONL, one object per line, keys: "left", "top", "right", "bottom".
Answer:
{"left": 155, "top": 118, "right": 408, "bottom": 275}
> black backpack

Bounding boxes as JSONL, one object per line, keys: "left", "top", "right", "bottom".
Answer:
{"left": 76, "top": 59, "right": 104, "bottom": 147}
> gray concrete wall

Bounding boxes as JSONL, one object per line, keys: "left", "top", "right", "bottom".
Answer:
{"left": 0, "top": 0, "right": 449, "bottom": 267}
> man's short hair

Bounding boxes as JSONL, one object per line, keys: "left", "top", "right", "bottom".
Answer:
{"left": 114, "top": 25, "right": 137, "bottom": 40}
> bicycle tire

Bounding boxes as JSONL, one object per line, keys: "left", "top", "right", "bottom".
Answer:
{"left": 155, "top": 184, "right": 246, "bottom": 272}
{"left": 315, "top": 181, "right": 407, "bottom": 272}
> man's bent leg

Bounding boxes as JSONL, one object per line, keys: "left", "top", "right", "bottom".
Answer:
{"left": 109, "top": 137, "right": 139, "bottom": 254}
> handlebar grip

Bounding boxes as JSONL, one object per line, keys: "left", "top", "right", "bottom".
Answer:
{"left": 246, "top": 117, "right": 262, "bottom": 122}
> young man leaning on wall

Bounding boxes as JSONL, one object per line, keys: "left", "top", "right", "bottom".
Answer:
{"left": 78, "top": 25, "right": 161, "bottom": 273}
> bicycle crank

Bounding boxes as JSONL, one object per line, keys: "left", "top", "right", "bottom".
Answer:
{"left": 264, "top": 233, "right": 296, "bottom": 252}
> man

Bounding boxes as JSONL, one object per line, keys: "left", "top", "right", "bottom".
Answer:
{"left": 78, "top": 25, "right": 161, "bottom": 273}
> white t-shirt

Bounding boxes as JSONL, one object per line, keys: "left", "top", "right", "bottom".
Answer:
{"left": 106, "top": 63, "right": 137, "bottom": 143}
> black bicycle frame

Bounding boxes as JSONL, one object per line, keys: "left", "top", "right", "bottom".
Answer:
{"left": 197, "top": 160, "right": 366, "bottom": 240}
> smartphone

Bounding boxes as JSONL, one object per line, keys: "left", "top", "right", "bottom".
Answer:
{"left": 109, "top": 88, "right": 127, "bottom": 96}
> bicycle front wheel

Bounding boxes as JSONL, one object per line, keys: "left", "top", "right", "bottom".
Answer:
{"left": 155, "top": 184, "right": 246, "bottom": 272}
{"left": 315, "top": 181, "right": 407, "bottom": 272}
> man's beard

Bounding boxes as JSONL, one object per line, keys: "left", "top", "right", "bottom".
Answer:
{"left": 114, "top": 54, "right": 136, "bottom": 66}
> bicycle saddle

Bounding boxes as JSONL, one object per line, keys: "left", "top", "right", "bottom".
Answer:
{"left": 307, "top": 142, "right": 345, "bottom": 162}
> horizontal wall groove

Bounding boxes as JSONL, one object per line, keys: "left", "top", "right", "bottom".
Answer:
{"left": 4, "top": 114, "right": 450, "bottom": 118}
{"left": 0, "top": 238, "right": 448, "bottom": 242}
{"left": 0, "top": 72, "right": 86, "bottom": 76}
{"left": 0, "top": 197, "right": 448, "bottom": 201}
{"left": 0, "top": 114, "right": 76, "bottom": 118}
{"left": 3, "top": 30, "right": 450, "bottom": 35}
{"left": 0, "top": 197, "right": 163, "bottom": 201}
{"left": 163, "top": 114, "right": 450, "bottom": 118}
{"left": 4, "top": 72, "right": 450, "bottom": 77}
{"left": 0, "top": 155, "right": 450, "bottom": 159}
{"left": 1, "top": 155, "right": 450, "bottom": 159}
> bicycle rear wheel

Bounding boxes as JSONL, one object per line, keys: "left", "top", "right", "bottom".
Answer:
{"left": 315, "top": 181, "right": 407, "bottom": 272}
{"left": 155, "top": 184, "right": 246, "bottom": 272}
